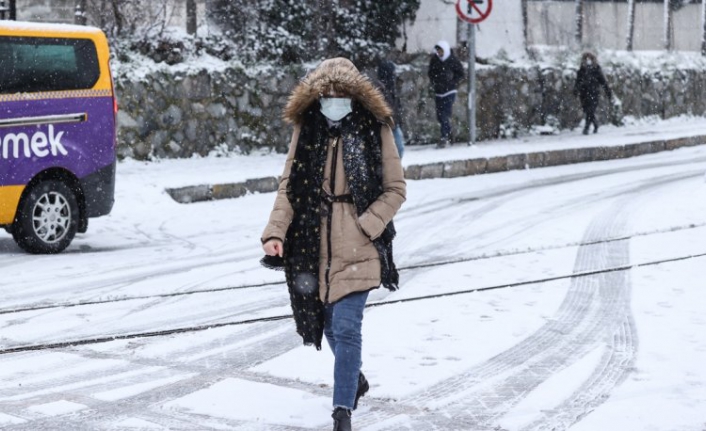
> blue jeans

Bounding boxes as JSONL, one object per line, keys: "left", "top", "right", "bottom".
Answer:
{"left": 324, "top": 290, "right": 369, "bottom": 410}
{"left": 435, "top": 93, "right": 456, "bottom": 142}
{"left": 393, "top": 125, "right": 405, "bottom": 159}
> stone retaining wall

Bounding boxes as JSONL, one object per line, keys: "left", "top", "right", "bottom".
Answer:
{"left": 115, "top": 59, "right": 706, "bottom": 159}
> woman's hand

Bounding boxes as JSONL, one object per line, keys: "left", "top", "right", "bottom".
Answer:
{"left": 263, "top": 239, "right": 284, "bottom": 257}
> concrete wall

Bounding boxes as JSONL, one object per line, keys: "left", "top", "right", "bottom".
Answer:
{"left": 16, "top": 0, "right": 704, "bottom": 54}
{"left": 405, "top": 0, "right": 705, "bottom": 55}
{"left": 16, "top": 0, "right": 73, "bottom": 23}
{"left": 401, "top": 0, "right": 526, "bottom": 57}
{"left": 528, "top": 2, "right": 703, "bottom": 52}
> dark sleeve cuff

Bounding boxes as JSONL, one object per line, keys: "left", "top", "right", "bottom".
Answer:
{"left": 261, "top": 236, "right": 283, "bottom": 245}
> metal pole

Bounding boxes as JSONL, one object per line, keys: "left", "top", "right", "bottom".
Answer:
{"left": 467, "top": 9, "right": 476, "bottom": 145}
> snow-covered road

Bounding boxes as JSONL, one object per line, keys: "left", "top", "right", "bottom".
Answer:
{"left": 1, "top": 145, "right": 705, "bottom": 430}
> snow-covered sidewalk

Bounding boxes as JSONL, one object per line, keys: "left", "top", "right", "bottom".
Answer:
{"left": 118, "top": 115, "right": 706, "bottom": 191}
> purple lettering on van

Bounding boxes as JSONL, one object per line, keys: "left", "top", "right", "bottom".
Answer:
{"left": 0, "top": 97, "right": 115, "bottom": 187}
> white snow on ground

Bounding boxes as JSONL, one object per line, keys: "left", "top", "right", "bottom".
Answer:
{"left": 0, "top": 413, "right": 25, "bottom": 425}
{"left": 26, "top": 400, "right": 87, "bottom": 416}
{"left": 572, "top": 258, "right": 706, "bottom": 431}
{"left": 111, "top": 417, "right": 167, "bottom": 429}
{"left": 164, "top": 378, "right": 333, "bottom": 428}
{"left": 497, "top": 345, "right": 606, "bottom": 430}
{"left": 1, "top": 117, "right": 706, "bottom": 429}
{"left": 92, "top": 372, "right": 198, "bottom": 401}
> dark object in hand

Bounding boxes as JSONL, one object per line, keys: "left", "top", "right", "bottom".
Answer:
{"left": 260, "top": 254, "right": 285, "bottom": 270}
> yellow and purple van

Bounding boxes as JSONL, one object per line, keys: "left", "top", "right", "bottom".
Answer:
{"left": 0, "top": 21, "right": 117, "bottom": 254}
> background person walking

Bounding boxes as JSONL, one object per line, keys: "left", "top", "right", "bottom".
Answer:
{"left": 428, "top": 40, "right": 464, "bottom": 148}
{"left": 574, "top": 52, "right": 612, "bottom": 135}
{"left": 261, "top": 58, "right": 406, "bottom": 431}
{"left": 376, "top": 58, "right": 406, "bottom": 158}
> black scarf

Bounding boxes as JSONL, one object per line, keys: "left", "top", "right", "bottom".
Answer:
{"left": 280, "top": 101, "right": 398, "bottom": 350}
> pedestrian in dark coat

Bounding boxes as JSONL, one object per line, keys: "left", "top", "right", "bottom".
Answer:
{"left": 428, "top": 40, "right": 465, "bottom": 148}
{"left": 261, "top": 57, "right": 406, "bottom": 431}
{"left": 376, "top": 58, "right": 406, "bottom": 158}
{"left": 574, "top": 52, "right": 612, "bottom": 135}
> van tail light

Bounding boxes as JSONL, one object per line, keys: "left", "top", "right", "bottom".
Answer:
{"left": 108, "top": 61, "right": 119, "bottom": 149}
{"left": 112, "top": 96, "right": 118, "bottom": 148}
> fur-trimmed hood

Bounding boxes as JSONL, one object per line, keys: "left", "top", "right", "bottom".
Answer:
{"left": 283, "top": 57, "right": 393, "bottom": 125}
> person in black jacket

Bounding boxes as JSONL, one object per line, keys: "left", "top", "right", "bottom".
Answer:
{"left": 574, "top": 52, "right": 612, "bottom": 135}
{"left": 428, "top": 40, "right": 465, "bottom": 148}
{"left": 376, "top": 58, "right": 405, "bottom": 158}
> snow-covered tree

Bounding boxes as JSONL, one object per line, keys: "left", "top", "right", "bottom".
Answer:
{"left": 208, "top": 0, "right": 420, "bottom": 64}
{"left": 258, "top": 0, "right": 318, "bottom": 62}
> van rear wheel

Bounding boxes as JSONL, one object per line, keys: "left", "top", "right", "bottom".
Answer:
{"left": 12, "top": 180, "right": 79, "bottom": 254}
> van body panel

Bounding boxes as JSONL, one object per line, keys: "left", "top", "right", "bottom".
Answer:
{"left": 0, "top": 185, "right": 23, "bottom": 224}
{"left": 79, "top": 162, "right": 116, "bottom": 217}
{"left": 0, "top": 96, "right": 115, "bottom": 186}
{"left": 0, "top": 21, "right": 116, "bottom": 252}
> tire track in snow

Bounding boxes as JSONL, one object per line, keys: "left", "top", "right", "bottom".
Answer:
{"left": 0, "top": 320, "right": 290, "bottom": 399}
{"left": 2, "top": 160, "right": 704, "bottom": 320}
{"left": 2, "top": 321, "right": 305, "bottom": 430}
{"left": 397, "top": 159, "right": 706, "bottom": 264}
{"left": 0, "top": 242, "right": 262, "bottom": 308}
{"left": 395, "top": 154, "right": 706, "bottom": 224}
{"left": 521, "top": 316, "right": 637, "bottom": 431}
{"left": 366, "top": 171, "right": 694, "bottom": 430}
{"left": 0, "top": 220, "right": 703, "bottom": 320}
{"left": 0, "top": 292, "right": 285, "bottom": 350}
{"left": 1, "top": 167, "right": 702, "bottom": 429}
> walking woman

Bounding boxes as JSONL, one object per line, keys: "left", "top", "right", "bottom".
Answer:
{"left": 261, "top": 58, "right": 406, "bottom": 431}
{"left": 574, "top": 52, "right": 612, "bottom": 135}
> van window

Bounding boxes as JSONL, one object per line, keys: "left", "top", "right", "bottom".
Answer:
{"left": 0, "top": 36, "right": 100, "bottom": 94}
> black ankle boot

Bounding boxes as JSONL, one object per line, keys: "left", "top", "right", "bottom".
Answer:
{"left": 354, "top": 372, "right": 369, "bottom": 410}
{"left": 332, "top": 407, "right": 352, "bottom": 431}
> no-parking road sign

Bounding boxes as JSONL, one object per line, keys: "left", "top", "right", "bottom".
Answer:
{"left": 456, "top": 0, "right": 493, "bottom": 24}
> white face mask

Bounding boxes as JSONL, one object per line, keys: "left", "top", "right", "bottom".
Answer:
{"left": 320, "top": 97, "right": 352, "bottom": 121}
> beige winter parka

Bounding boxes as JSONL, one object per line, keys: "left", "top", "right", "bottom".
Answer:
{"left": 261, "top": 58, "right": 406, "bottom": 304}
